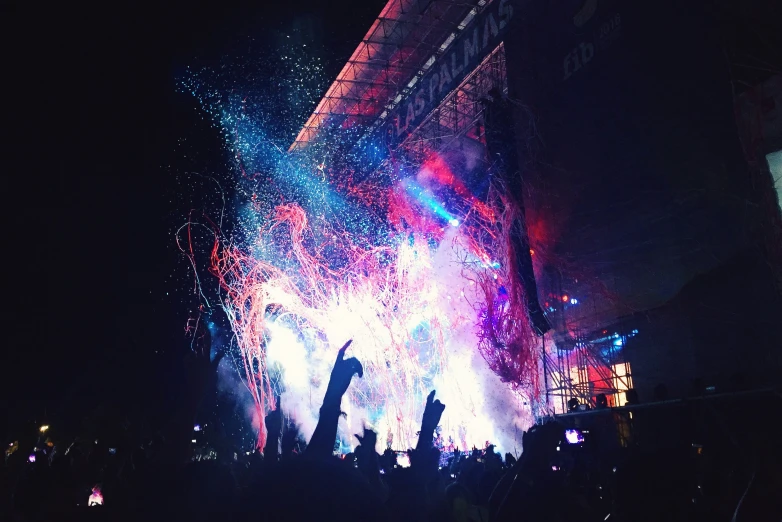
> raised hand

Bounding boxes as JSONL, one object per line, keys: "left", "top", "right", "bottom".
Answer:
{"left": 421, "top": 390, "right": 446, "bottom": 432}
{"left": 322, "top": 340, "right": 364, "bottom": 409}
{"left": 306, "top": 340, "right": 363, "bottom": 458}
{"left": 354, "top": 427, "right": 377, "bottom": 451}
{"left": 416, "top": 390, "right": 446, "bottom": 454}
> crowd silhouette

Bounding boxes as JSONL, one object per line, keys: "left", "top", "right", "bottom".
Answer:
{"left": 3, "top": 329, "right": 780, "bottom": 521}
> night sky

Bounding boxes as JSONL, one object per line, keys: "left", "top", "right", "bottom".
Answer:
{"left": 5, "top": 0, "right": 384, "bottom": 434}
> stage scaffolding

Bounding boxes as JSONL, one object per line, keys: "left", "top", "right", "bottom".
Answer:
{"left": 291, "top": 0, "right": 632, "bottom": 417}
{"left": 543, "top": 329, "right": 635, "bottom": 415}
{"left": 392, "top": 43, "right": 507, "bottom": 163}
{"left": 289, "top": 0, "right": 482, "bottom": 153}
{"left": 360, "top": 39, "right": 638, "bottom": 414}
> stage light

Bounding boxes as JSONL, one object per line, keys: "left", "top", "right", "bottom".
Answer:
{"left": 570, "top": 298, "right": 578, "bottom": 305}
{"left": 28, "top": 454, "right": 36, "bottom": 463}
{"left": 449, "top": 218, "right": 460, "bottom": 227}
{"left": 193, "top": 424, "right": 201, "bottom": 432}
{"left": 562, "top": 295, "right": 568, "bottom": 302}
{"left": 39, "top": 425, "right": 49, "bottom": 433}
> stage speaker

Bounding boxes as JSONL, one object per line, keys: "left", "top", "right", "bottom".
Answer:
{"left": 483, "top": 91, "right": 551, "bottom": 336}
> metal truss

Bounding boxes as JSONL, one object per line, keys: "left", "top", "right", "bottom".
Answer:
{"left": 378, "top": 42, "right": 507, "bottom": 168}
{"left": 290, "top": 0, "right": 481, "bottom": 152}
{"left": 542, "top": 329, "right": 635, "bottom": 415}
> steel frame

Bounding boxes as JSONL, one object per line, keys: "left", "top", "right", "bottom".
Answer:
{"left": 543, "top": 331, "right": 635, "bottom": 415}
{"left": 290, "top": 0, "right": 483, "bottom": 152}
{"left": 292, "top": 2, "right": 638, "bottom": 416}
{"left": 394, "top": 42, "right": 506, "bottom": 165}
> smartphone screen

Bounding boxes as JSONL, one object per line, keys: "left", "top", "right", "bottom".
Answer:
{"left": 564, "top": 429, "right": 584, "bottom": 444}
{"left": 396, "top": 452, "right": 411, "bottom": 468}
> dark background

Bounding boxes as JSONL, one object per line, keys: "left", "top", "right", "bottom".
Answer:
{"left": 4, "top": 0, "right": 384, "bottom": 436}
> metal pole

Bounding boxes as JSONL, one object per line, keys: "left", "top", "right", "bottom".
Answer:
{"left": 542, "top": 335, "right": 550, "bottom": 411}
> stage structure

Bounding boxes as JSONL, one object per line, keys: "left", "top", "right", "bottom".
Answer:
{"left": 543, "top": 327, "right": 636, "bottom": 415}
{"left": 289, "top": 0, "right": 487, "bottom": 155}
{"left": 290, "top": 0, "right": 781, "bottom": 418}
{"left": 290, "top": 0, "right": 639, "bottom": 416}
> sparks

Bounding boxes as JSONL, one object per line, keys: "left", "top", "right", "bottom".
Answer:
{"left": 178, "top": 50, "right": 542, "bottom": 453}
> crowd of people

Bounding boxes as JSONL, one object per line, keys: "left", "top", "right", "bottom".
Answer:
{"left": 2, "top": 334, "right": 779, "bottom": 521}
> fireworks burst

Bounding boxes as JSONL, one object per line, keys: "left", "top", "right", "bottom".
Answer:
{"left": 177, "top": 42, "right": 541, "bottom": 453}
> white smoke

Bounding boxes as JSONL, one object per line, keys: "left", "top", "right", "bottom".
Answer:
{"left": 241, "top": 227, "right": 535, "bottom": 455}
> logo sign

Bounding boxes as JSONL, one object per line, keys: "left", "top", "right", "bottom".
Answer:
{"left": 385, "top": 0, "right": 514, "bottom": 147}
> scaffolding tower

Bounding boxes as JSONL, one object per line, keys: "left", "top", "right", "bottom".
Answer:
{"left": 291, "top": 0, "right": 635, "bottom": 418}
{"left": 392, "top": 43, "right": 507, "bottom": 164}
{"left": 543, "top": 328, "right": 635, "bottom": 415}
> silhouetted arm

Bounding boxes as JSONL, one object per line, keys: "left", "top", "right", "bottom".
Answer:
{"left": 416, "top": 390, "right": 445, "bottom": 452}
{"left": 306, "top": 341, "right": 363, "bottom": 458}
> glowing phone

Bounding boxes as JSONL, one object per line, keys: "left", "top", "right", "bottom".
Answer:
{"left": 564, "top": 429, "right": 584, "bottom": 444}
{"left": 396, "top": 452, "right": 411, "bottom": 468}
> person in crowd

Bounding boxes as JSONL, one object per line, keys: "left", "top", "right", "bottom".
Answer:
{"left": 4, "top": 326, "right": 778, "bottom": 522}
